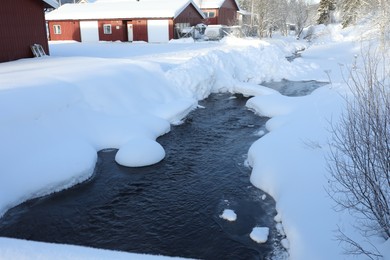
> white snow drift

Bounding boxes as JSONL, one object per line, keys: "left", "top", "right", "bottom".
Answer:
{"left": 0, "top": 24, "right": 389, "bottom": 260}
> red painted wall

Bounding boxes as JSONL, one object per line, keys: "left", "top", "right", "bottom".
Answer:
{"left": 169, "top": 20, "right": 174, "bottom": 40}
{"left": 202, "top": 8, "right": 219, "bottom": 25}
{"left": 219, "top": 0, "right": 239, "bottom": 25}
{"left": 127, "top": 20, "right": 148, "bottom": 42}
{"left": 202, "top": 0, "right": 238, "bottom": 25}
{"left": 48, "top": 21, "right": 81, "bottom": 41}
{"left": 46, "top": 4, "right": 203, "bottom": 43}
{"left": 98, "top": 20, "right": 126, "bottom": 41}
{"left": 175, "top": 4, "right": 204, "bottom": 26}
{"left": 0, "top": 0, "right": 50, "bottom": 62}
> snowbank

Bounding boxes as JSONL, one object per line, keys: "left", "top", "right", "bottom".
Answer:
{"left": 1, "top": 28, "right": 388, "bottom": 260}
{"left": 0, "top": 56, "right": 191, "bottom": 218}
{"left": 115, "top": 138, "right": 166, "bottom": 167}
{"left": 0, "top": 237, "right": 182, "bottom": 260}
{"left": 246, "top": 26, "right": 390, "bottom": 259}
{"left": 0, "top": 37, "right": 305, "bottom": 258}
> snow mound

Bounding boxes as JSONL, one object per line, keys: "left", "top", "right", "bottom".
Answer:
{"left": 250, "top": 227, "right": 269, "bottom": 244}
{"left": 115, "top": 138, "right": 165, "bottom": 167}
{"left": 0, "top": 237, "right": 182, "bottom": 260}
{"left": 219, "top": 209, "right": 237, "bottom": 221}
{"left": 281, "top": 238, "right": 290, "bottom": 249}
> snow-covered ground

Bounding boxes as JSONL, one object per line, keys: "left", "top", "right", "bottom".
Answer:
{"left": 0, "top": 24, "right": 389, "bottom": 259}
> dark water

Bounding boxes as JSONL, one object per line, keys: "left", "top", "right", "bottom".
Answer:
{"left": 0, "top": 81, "right": 324, "bottom": 259}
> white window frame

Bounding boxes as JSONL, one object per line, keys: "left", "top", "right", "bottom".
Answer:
{"left": 205, "top": 11, "right": 215, "bottom": 18}
{"left": 53, "top": 25, "right": 61, "bottom": 34}
{"left": 103, "top": 24, "right": 112, "bottom": 34}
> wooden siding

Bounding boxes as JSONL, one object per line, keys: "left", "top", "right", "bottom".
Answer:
{"left": 48, "top": 21, "right": 81, "bottom": 41}
{"left": 175, "top": 4, "right": 204, "bottom": 26}
{"left": 202, "top": 8, "right": 218, "bottom": 25}
{"left": 98, "top": 20, "right": 126, "bottom": 41}
{"left": 169, "top": 20, "right": 174, "bottom": 40}
{"left": 127, "top": 20, "right": 148, "bottom": 42}
{"left": 201, "top": 0, "right": 239, "bottom": 25}
{"left": 45, "top": 4, "right": 204, "bottom": 42}
{"left": 219, "top": 0, "right": 239, "bottom": 25}
{"left": 0, "top": 0, "right": 49, "bottom": 62}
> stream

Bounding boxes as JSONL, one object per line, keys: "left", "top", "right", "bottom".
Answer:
{"left": 0, "top": 80, "right": 325, "bottom": 259}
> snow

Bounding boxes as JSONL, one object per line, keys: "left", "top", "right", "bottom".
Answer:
{"left": 0, "top": 237, "right": 182, "bottom": 260}
{"left": 115, "top": 138, "right": 166, "bottom": 167}
{"left": 46, "top": 0, "right": 203, "bottom": 20}
{"left": 0, "top": 22, "right": 389, "bottom": 260}
{"left": 193, "top": 0, "right": 239, "bottom": 9}
{"left": 250, "top": 227, "right": 269, "bottom": 244}
{"left": 219, "top": 209, "right": 237, "bottom": 222}
{"left": 281, "top": 238, "right": 290, "bottom": 250}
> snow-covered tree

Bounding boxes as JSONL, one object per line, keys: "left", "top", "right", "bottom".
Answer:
{"left": 357, "top": 0, "right": 390, "bottom": 47}
{"left": 317, "top": 0, "right": 337, "bottom": 25}
{"left": 238, "top": 0, "right": 291, "bottom": 37}
{"left": 341, "top": 0, "right": 362, "bottom": 28}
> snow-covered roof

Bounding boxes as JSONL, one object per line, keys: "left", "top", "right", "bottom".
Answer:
{"left": 46, "top": 0, "right": 204, "bottom": 20}
{"left": 43, "top": 0, "right": 60, "bottom": 8}
{"left": 193, "top": 0, "right": 239, "bottom": 10}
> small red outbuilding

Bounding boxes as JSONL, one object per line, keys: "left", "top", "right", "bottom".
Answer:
{"left": 46, "top": 0, "right": 205, "bottom": 43}
{"left": 194, "top": 0, "right": 240, "bottom": 26}
{"left": 0, "top": 0, "right": 59, "bottom": 62}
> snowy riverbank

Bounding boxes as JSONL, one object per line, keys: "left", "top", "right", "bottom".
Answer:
{"left": 0, "top": 25, "right": 388, "bottom": 259}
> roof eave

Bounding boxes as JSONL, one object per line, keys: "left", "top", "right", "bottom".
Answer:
{"left": 174, "top": 0, "right": 205, "bottom": 19}
{"left": 43, "top": 0, "right": 60, "bottom": 8}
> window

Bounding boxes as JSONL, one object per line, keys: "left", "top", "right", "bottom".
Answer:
{"left": 53, "top": 25, "right": 61, "bottom": 34}
{"left": 205, "top": 11, "right": 215, "bottom": 18}
{"left": 103, "top": 24, "right": 112, "bottom": 34}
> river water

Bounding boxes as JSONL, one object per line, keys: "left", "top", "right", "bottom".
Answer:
{"left": 0, "top": 81, "right": 324, "bottom": 259}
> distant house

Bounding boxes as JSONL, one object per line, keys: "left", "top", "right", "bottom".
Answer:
{"left": 46, "top": 0, "right": 205, "bottom": 43}
{"left": 194, "top": 0, "right": 240, "bottom": 25}
{"left": 0, "top": 0, "right": 59, "bottom": 62}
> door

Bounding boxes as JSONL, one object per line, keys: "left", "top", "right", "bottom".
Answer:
{"left": 127, "top": 23, "right": 133, "bottom": 42}
{"left": 79, "top": 21, "right": 99, "bottom": 42}
{"left": 147, "top": 20, "right": 169, "bottom": 43}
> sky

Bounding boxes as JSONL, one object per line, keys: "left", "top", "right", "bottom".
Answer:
{"left": 0, "top": 24, "right": 389, "bottom": 259}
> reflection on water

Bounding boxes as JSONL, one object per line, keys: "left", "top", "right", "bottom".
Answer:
{"left": 262, "top": 79, "right": 327, "bottom": 97}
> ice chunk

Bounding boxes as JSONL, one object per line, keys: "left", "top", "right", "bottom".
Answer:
{"left": 220, "top": 209, "right": 237, "bottom": 222}
{"left": 115, "top": 138, "right": 165, "bottom": 167}
{"left": 250, "top": 227, "right": 269, "bottom": 244}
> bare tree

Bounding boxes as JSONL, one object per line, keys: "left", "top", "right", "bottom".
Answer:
{"left": 288, "top": 0, "right": 309, "bottom": 37}
{"left": 327, "top": 47, "right": 390, "bottom": 258}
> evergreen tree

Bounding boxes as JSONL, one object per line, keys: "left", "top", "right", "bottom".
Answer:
{"left": 341, "top": 0, "right": 361, "bottom": 28}
{"left": 317, "top": 0, "right": 336, "bottom": 25}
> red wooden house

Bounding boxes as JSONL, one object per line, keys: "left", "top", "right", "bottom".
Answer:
{"left": 46, "top": 0, "right": 204, "bottom": 43}
{"left": 0, "top": 0, "right": 59, "bottom": 62}
{"left": 194, "top": 0, "right": 240, "bottom": 25}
